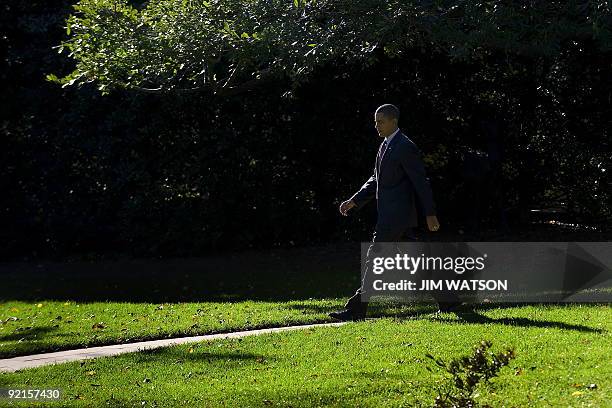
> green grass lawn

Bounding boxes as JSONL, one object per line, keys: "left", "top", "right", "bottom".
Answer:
{"left": 0, "top": 243, "right": 439, "bottom": 359}
{"left": 1, "top": 304, "right": 610, "bottom": 407}
{"left": 0, "top": 244, "right": 361, "bottom": 358}
{"left": 1, "top": 242, "right": 611, "bottom": 406}
{"left": 0, "top": 299, "right": 344, "bottom": 358}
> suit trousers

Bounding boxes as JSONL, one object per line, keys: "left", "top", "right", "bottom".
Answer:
{"left": 346, "top": 225, "right": 460, "bottom": 310}
{"left": 346, "top": 224, "right": 416, "bottom": 309}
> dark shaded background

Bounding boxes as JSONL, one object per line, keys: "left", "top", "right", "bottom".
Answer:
{"left": 2, "top": 1, "right": 611, "bottom": 260}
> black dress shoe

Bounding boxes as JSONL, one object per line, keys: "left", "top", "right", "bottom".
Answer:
{"left": 328, "top": 308, "right": 366, "bottom": 322}
{"left": 436, "top": 301, "right": 463, "bottom": 313}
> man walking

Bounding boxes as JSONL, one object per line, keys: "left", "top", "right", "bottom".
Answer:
{"left": 329, "top": 104, "right": 460, "bottom": 321}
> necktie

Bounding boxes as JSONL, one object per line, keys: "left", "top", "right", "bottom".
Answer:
{"left": 377, "top": 139, "right": 388, "bottom": 171}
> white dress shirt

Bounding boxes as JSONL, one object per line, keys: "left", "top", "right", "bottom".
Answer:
{"left": 380, "top": 127, "right": 400, "bottom": 157}
{"left": 384, "top": 127, "right": 400, "bottom": 143}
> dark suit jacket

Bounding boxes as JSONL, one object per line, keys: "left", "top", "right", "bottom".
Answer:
{"left": 350, "top": 130, "right": 436, "bottom": 229}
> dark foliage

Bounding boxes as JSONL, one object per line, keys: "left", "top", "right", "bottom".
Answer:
{"left": 1, "top": 2, "right": 610, "bottom": 260}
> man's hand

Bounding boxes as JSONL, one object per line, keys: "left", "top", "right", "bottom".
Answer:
{"left": 339, "top": 199, "right": 357, "bottom": 216}
{"left": 426, "top": 215, "right": 440, "bottom": 232}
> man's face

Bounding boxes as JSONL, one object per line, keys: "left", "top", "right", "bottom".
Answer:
{"left": 374, "top": 112, "right": 398, "bottom": 138}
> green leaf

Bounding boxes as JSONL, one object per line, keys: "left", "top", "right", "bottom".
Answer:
{"left": 45, "top": 73, "right": 59, "bottom": 83}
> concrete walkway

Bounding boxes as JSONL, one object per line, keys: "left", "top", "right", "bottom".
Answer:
{"left": 0, "top": 322, "right": 346, "bottom": 373}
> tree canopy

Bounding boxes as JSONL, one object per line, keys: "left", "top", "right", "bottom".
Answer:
{"left": 49, "top": 0, "right": 612, "bottom": 94}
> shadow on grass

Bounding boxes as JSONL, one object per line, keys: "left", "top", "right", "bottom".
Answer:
{"left": 132, "top": 346, "right": 268, "bottom": 366}
{"left": 0, "top": 325, "right": 59, "bottom": 342}
{"left": 0, "top": 243, "right": 360, "bottom": 303}
{"left": 282, "top": 303, "right": 343, "bottom": 314}
{"left": 434, "top": 310, "right": 605, "bottom": 333}
{"left": 282, "top": 299, "right": 442, "bottom": 319}
{"left": 65, "top": 351, "right": 418, "bottom": 407}
{"left": 281, "top": 299, "right": 608, "bottom": 335}
{"left": 99, "top": 387, "right": 395, "bottom": 408}
{"left": 308, "top": 300, "right": 606, "bottom": 334}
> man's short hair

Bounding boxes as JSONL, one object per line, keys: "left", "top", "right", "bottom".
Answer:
{"left": 375, "top": 104, "right": 400, "bottom": 121}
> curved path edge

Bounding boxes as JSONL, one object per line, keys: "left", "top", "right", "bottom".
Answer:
{"left": 0, "top": 322, "right": 347, "bottom": 373}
